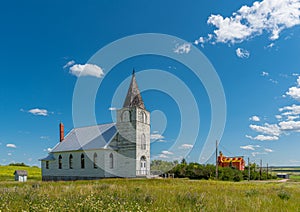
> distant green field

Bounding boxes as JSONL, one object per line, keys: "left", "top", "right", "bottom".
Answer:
{"left": 271, "top": 167, "right": 300, "bottom": 173}
{"left": 269, "top": 166, "right": 300, "bottom": 181}
{"left": 0, "top": 165, "right": 41, "bottom": 181}
{"left": 0, "top": 178, "right": 299, "bottom": 211}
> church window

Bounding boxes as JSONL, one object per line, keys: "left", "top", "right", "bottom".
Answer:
{"left": 141, "top": 133, "right": 146, "bottom": 150}
{"left": 93, "top": 153, "right": 98, "bottom": 169}
{"left": 69, "top": 154, "right": 73, "bottom": 169}
{"left": 81, "top": 154, "right": 85, "bottom": 169}
{"left": 46, "top": 161, "right": 49, "bottom": 169}
{"left": 109, "top": 153, "right": 114, "bottom": 169}
{"left": 143, "top": 112, "right": 147, "bottom": 123}
{"left": 58, "top": 155, "right": 62, "bottom": 169}
{"left": 122, "top": 110, "right": 130, "bottom": 122}
{"left": 139, "top": 111, "right": 147, "bottom": 123}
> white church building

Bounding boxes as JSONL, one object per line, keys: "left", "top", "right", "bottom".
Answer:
{"left": 40, "top": 71, "right": 150, "bottom": 181}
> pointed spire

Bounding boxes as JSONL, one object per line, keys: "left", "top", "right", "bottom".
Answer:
{"left": 123, "top": 69, "right": 145, "bottom": 109}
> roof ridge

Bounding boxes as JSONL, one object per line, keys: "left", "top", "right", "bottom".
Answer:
{"left": 72, "top": 122, "right": 115, "bottom": 130}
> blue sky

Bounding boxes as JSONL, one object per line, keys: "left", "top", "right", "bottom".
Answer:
{"left": 1, "top": 0, "right": 300, "bottom": 166}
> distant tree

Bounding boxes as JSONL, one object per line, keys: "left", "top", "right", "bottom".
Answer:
{"left": 150, "top": 160, "right": 177, "bottom": 174}
{"left": 181, "top": 158, "right": 187, "bottom": 165}
{"left": 219, "top": 167, "right": 243, "bottom": 182}
{"left": 167, "top": 161, "right": 275, "bottom": 182}
{"left": 9, "top": 162, "right": 29, "bottom": 167}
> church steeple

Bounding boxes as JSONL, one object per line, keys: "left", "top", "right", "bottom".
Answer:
{"left": 123, "top": 69, "right": 145, "bottom": 109}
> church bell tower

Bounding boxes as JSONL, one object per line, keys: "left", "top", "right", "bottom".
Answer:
{"left": 116, "top": 70, "right": 150, "bottom": 176}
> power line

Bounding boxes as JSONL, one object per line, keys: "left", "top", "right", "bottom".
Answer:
{"left": 219, "top": 143, "right": 236, "bottom": 156}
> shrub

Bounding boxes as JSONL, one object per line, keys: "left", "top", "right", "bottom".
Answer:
{"left": 245, "top": 189, "right": 259, "bottom": 197}
{"left": 278, "top": 190, "right": 291, "bottom": 200}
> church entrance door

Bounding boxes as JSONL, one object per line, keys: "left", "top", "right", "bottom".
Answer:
{"left": 140, "top": 156, "right": 147, "bottom": 175}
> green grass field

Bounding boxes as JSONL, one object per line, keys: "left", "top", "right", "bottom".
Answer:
{"left": 0, "top": 165, "right": 41, "bottom": 181}
{"left": 0, "top": 178, "right": 300, "bottom": 211}
{"left": 1, "top": 165, "right": 300, "bottom": 211}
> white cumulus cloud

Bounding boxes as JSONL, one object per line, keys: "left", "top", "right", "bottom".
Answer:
{"left": 249, "top": 116, "right": 260, "bottom": 122}
{"left": 158, "top": 154, "right": 168, "bottom": 159}
{"left": 204, "top": 0, "right": 300, "bottom": 44}
{"left": 279, "top": 104, "right": 300, "bottom": 116}
{"left": 286, "top": 87, "right": 300, "bottom": 101}
{"left": 246, "top": 134, "right": 279, "bottom": 141}
{"left": 240, "top": 145, "right": 256, "bottom": 150}
{"left": 6, "top": 144, "right": 16, "bottom": 148}
{"left": 162, "top": 150, "right": 173, "bottom": 155}
{"left": 236, "top": 48, "right": 250, "bottom": 58}
{"left": 286, "top": 80, "right": 300, "bottom": 101}
{"left": 174, "top": 43, "right": 191, "bottom": 54}
{"left": 249, "top": 123, "right": 281, "bottom": 136}
{"left": 252, "top": 151, "right": 267, "bottom": 157}
{"left": 63, "top": 60, "right": 75, "bottom": 69}
{"left": 150, "top": 133, "right": 164, "bottom": 140}
{"left": 28, "top": 108, "right": 49, "bottom": 116}
{"left": 179, "top": 144, "right": 194, "bottom": 149}
{"left": 69, "top": 64, "right": 104, "bottom": 78}
{"left": 279, "top": 120, "right": 300, "bottom": 131}
{"left": 43, "top": 148, "right": 53, "bottom": 152}
{"left": 264, "top": 148, "right": 274, "bottom": 152}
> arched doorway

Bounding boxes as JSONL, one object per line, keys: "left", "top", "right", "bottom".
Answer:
{"left": 140, "top": 156, "right": 147, "bottom": 175}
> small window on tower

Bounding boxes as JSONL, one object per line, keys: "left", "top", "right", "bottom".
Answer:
{"left": 143, "top": 112, "right": 147, "bottom": 123}
{"left": 141, "top": 134, "right": 146, "bottom": 150}
{"left": 122, "top": 110, "right": 130, "bottom": 122}
{"left": 46, "top": 161, "right": 49, "bottom": 169}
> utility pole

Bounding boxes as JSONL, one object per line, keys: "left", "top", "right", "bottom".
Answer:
{"left": 216, "top": 140, "right": 218, "bottom": 180}
{"left": 248, "top": 157, "right": 250, "bottom": 181}
{"left": 260, "top": 159, "right": 262, "bottom": 180}
{"left": 267, "top": 163, "right": 269, "bottom": 179}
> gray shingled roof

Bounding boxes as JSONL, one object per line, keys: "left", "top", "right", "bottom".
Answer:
{"left": 14, "top": 170, "right": 28, "bottom": 176}
{"left": 51, "top": 123, "right": 117, "bottom": 153}
{"left": 39, "top": 154, "right": 55, "bottom": 161}
{"left": 123, "top": 71, "right": 145, "bottom": 109}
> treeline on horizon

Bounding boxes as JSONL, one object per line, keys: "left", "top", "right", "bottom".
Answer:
{"left": 151, "top": 159, "right": 277, "bottom": 182}
{"left": 0, "top": 163, "right": 39, "bottom": 168}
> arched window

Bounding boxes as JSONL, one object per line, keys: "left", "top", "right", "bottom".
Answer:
{"left": 141, "top": 133, "right": 146, "bottom": 150}
{"left": 109, "top": 153, "right": 114, "bottom": 169}
{"left": 81, "top": 153, "right": 85, "bottom": 169}
{"left": 143, "top": 112, "right": 147, "bottom": 124}
{"left": 58, "top": 155, "right": 62, "bottom": 169}
{"left": 139, "top": 111, "right": 147, "bottom": 123}
{"left": 122, "top": 110, "right": 130, "bottom": 122}
{"left": 46, "top": 161, "right": 49, "bottom": 169}
{"left": 69, "top": 154, "right": 73, "bottom": 169}
{"left": 93, "top": 153, "right": 98, "bottom": 169}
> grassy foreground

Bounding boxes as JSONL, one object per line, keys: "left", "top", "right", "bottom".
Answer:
{"left": 0, "top": 178, "right": 299, "bottom": 211}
